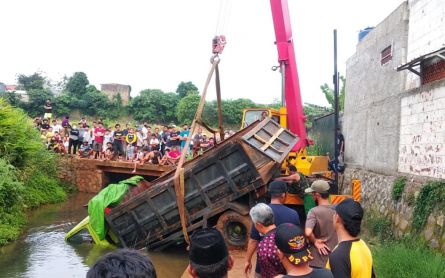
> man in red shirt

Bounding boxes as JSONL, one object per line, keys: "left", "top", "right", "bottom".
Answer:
{"left": 93, "top": 122, "right": 106, "bottom": 159}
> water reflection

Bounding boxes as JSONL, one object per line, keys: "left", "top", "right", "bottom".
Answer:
{"left": 0, "top": 193, "right": 188, "bottom": 278}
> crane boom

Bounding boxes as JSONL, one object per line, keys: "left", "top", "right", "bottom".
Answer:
{"left": 270, "top": 0, "right": 307, "bottom": 151}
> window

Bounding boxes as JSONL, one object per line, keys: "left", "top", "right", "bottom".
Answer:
{"left": 381, "top": 45, "right": 392, "bottom": 65}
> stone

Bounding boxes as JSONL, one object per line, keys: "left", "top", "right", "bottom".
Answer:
{"left": 399, "top": 219, "right": 409, "bottom": 231}
{"left": 395, "top": 214, "right": 400, "bottom": 226}
{"left": 430, "top": 238, "right": 440, "bottom": 249}
{"left": 437, "top": 214, "right": 444, "bottom": 227}
{"left": 427, "top": 214, "right": 436, "bottom": 226}
{"left": 424, "top": 224, "right": 434, "bottom": 241}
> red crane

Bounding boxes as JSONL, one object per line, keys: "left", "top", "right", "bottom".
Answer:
{"left": 269, "top": 0, "right": 308, "bottom": 151}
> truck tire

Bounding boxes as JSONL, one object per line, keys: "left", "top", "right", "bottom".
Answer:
{"left": 216, "top": 211, "right": 252, "bottom": 249}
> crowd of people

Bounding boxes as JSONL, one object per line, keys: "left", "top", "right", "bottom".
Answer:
{"left": 244, "top": 180, "right": 374, "bottom": 278}
{"left": 34, "top": 112, "right": 235, "bottom": 168}
{"left": 86, "top": 180, "right": 373, "bottom": 278}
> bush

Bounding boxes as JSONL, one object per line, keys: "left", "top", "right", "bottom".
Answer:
{"left": 412, "top": 181, "right": 445, "bottom": 231}
{"left": 373, "top": 241, "right": 445, "bottom": 278}
{"left": 0, "top": 100, "right": 68, "bottom": 246}
{"left": 364, "top": 211, "right": 394, "bottom": 242}
{"left": 0, "top": 159, "right": 26, "bottom": 245}
{"left": 392, "top": 176, "right": 407, "bottom": 201}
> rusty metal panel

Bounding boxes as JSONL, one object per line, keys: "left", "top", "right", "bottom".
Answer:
{"left": 105, "top": 142, "right": 263, "bottom": 249}
{"left": 242, "top": 119, "right": 299, "bottom": 163}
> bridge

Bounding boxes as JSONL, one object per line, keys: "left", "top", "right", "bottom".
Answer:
{"left": 57, "top": 157, "right": 174, "bottom": 193}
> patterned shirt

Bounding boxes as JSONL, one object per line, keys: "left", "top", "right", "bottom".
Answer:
{"left": 257, "top": 228, "right": 286, "bottom": 278}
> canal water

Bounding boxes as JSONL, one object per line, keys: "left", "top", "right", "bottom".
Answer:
{"left": 0, "top": 193, "right": 189, "bottom": 278}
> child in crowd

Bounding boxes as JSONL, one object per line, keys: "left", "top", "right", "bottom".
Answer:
{"left": 40, "top": 130, "right": 48, "bottom": 144}
{"left": 159, "top": 146, "right": 181, "bottom": 166}
{"left": 132, "top": 146, "right": 151, "bottom": 173}
{"left": 125, "top": 128, "right": 137, "bottom": 161}
{"left": 149, "top": 133, "right": 160, "bottom": 151}
{"left": 51, "top": 131, "right": 66, "bottom": 154}
{"left": 63, "top": 134, "right": 70, "bottom": 150}
{"left": 104, "top": 142, "right": 114, "bottom": 160}
{"left": 103, "top": 129, "right": 113, "bottom": 153}
{"left": 78, "top": 141, "right": 93, "bottom": 158}
{"left": 136, "top": 128, "right": 144, "bottom": 150}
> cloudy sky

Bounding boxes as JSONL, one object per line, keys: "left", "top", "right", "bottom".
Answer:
{"left": 1, "top": 0, "right": 404, "bottom": 106}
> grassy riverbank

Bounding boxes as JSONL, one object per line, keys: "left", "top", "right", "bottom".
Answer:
{"left": 364, "top": 212, "right": 445, "bottom": 278}
{"left": 0, "top": 99, "right": 70, "bottom": 245}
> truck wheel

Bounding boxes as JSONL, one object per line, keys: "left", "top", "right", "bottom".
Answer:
{"left": 216, "top": 211, "right": 252, "bottom": 249}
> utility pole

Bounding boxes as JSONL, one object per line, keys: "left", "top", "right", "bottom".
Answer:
{"left": 333, "top": 29, "right": 339, "bottom": 194}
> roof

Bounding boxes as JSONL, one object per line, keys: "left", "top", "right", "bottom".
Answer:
{"left": 5, "top": 85, "right": 17, "bottom": 91}
{"left": 396, "top": 47, "right": 445, "bottom": 76}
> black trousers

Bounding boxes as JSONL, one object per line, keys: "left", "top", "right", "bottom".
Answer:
{"left": 113, "top": 140, "right": 124, "bottom": 157}
{"left": 68, "top": 139, "right": 79, "bottom": 154}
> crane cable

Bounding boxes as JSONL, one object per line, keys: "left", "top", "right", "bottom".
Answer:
{"left": 173, "top": 55, "right": 221, "bottom": 245}
{"left": 215, "top": 0, "right": 232, "bottom": 36}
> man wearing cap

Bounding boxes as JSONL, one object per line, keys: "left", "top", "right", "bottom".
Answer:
{"left": 304, "top": 180, "right": 338, "bottom": 268}
{"left": 187, "top": 228, "right": 234, "bottom": 278}
{"left": 275, "top": 223, "right": 333, "bottom": 277}
{"left": 245, "top": 180, "right": 301, "bottom": 277}
{"left": 327, "top": 198, "right": 374, "bottom": 278}
{"left": 249, "top": 203, "right": 286, "bottom": 278}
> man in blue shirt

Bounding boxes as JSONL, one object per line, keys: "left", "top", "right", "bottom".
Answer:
{"left": 179, "top": 124, "right": 190, "bottom": 151}
{"left": 245, "top": 180, "right": 301, "bottom": 277}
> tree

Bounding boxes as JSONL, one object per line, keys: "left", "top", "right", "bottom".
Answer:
{"left": 129, "top": 89, "right": 179, "bottom": 123}
{"left": 176, "top": 93, "right": 200, "bottom": 124}
{"left": 53, "top": 94, "right": 74, "bottom": 117}
{"left": 80, "top": 85, "right": 117, "bottom": 118}
{"left": 176, "top": 81, "right": 199, "bottom": 99}
{"left": 320, "top": 75, "right": 346, "bottom": 111}
{"left": 65, "top": 72, "right": 89, "bottom": 98}
{"left": 17, "top": 73, "right": 45, "bottom": 91}
{"left": 0, "top": 91, "right": 23, "bottom": 108}
{"left": 222, "top": 98, "right": 257, "bottom": 126}
{"left": 303, "top": 103, "right": 333, "bottom": 128}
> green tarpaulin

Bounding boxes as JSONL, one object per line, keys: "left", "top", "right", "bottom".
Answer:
{"left": 88, "top": 176, "right": 144, "bottom": 240}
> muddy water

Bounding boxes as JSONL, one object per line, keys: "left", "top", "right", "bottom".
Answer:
{"left": 0, "top": 193, "right": 188, "bottom": 278}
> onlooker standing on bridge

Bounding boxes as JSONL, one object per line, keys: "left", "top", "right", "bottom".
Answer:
{"left": 68, "top": 125, "right": 80, "bottom": 155}
{"left": 180, "top": 124, "right": 190, "bottom": 152}
{"left": 327, "top": 198, "right": 374, "bottom": 278}
{"left": 93, "top": 122, "right": 106, "bottom": 159}
{"left": 275, "top": 223, "right": 333, "bottom": 278}
{"left": 245, "top": 181, "right": 301, "bottom": 277}
{"left": 161, "top": 125, "right": 170, "bottom": 156}
{"left": 249, "top": 203, "right": 286, "bottom": 278}
{"left": 304, "top": 180, "right": 337, "bottom": 269}
{"left": 187, "top": 228, "right": 234, "bottom": 278}
{"left": 51, "top": 119, "right": 62, "bottom": 134}
{"left": 112, "top": 124, "right": 125, "bottom": 160}
{"left": 125, "top": 128, "right": 137, "bottom": 160}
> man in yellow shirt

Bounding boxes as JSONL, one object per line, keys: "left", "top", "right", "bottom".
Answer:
{"left": 326, "top": 198, "right": 374, "bottom": 278}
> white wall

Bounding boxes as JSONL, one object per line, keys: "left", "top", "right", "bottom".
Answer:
{"left": 398, "top": 83, "right": 445, "bottom": 179}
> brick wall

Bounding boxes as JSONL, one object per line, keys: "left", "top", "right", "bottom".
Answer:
{"left": 422, "top": 60, "right": 445, "bottom": 85}
{"left": 398, "top": 80, "right": 445, "bottom": 178}
{"left": 405, "top": 0, "right": 445, "bottom": 90}
{"left": 57, "top": 157, "right": 105, "bottom": 193}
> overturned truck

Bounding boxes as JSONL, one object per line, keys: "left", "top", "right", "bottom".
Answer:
{"left": 65, "top": 119, "right": 298, "bottom": 250}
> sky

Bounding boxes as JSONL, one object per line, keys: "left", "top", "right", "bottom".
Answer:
{"left": 0, "top": 0, "right": 405, "bottom": 106}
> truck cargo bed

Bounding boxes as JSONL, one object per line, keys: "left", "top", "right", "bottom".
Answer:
{"left": 105, "top": 119, "right": 298, "bottom": 249}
